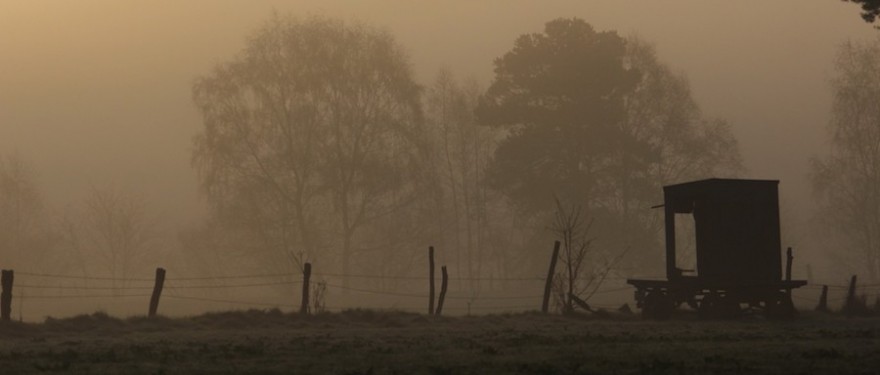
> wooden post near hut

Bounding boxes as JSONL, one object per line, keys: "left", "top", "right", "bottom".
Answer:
{"left": 301, "top": 262, "right": 312, "bottom": 315}
{"left": 542, "top": 241, "right": 561, "bottom": 313}
{"left": 1, "top": 270, "right": 13, "bottom": 321}
{"left": 785, "top": 247, "right": 793, "bottom": 282}
{"left": 846, "top": 275, "right": 857, "bottom": 302}
{"left": 843, "top": 275, "right": 859, "bottom": 316}
{"left": 816, "top": 285, "right": 829, "bottom": 312}
{"left": 148, "top": 268, "right": 166, "bottom": 317}
{"left": 428, "top": 246, "right": 435, "bottom": 315}
{"left": 435, "top": 266, "right": 449, "bottom": 316}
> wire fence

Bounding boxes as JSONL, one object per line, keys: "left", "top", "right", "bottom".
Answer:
{"left": 7, "top": 269, "right": 640, "bottom": 315}
{"left": 7, "top": 269, "right": 880, "bottom": 318}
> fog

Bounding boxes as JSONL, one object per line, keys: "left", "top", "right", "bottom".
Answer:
{"left": 0, "top": 1, "right": 878, "bottom": 319}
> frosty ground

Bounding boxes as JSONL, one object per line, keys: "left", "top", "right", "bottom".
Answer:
{"left": 0, "top": 309, "right": 877, "bottom": 374}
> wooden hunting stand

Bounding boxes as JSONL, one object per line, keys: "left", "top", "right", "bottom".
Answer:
{"left": 627, "top": 179, "right": 806, "bottom": 319}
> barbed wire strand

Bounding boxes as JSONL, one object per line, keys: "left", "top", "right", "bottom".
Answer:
{"left": 164, "top": 281, "right": 302, "bottom": 290}
{"left": 15, "top": 280, "right": 304, "bottom": 291}
{"left": 16, "top": 272, "right": 154, "bottom": 282}
{"left": 164, "top": 295, "right": 297, "bottom": 308}
{"left": 321, "top": 283, "right": 545, "bottom": 300}
{"left": 18, "top": 271, "right": 546, "bottom": 283}
{"left": 167, "top": 273, "right": 296, "bottom": 281}
{"left": 18, "top": 290, "right": 844, "bottom": 313}
{"left": 23, "top": 294, "right": 152, "bottom": 299}
{"left": 16, "top": 284, "right": 155, "bottom": 291}
{"left": 312, "top": 272, "right": 545, "bottom": 281}
{"left": 164, "top": 295, "right": 540, "bottom": 312}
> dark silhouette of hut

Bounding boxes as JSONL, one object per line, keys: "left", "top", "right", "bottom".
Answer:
{"left": 628, "top": 179, "right": 806, "bottom": 319}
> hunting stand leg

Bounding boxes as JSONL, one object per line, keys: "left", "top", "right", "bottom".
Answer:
{"left": 699, "top": 292, "right": 741, "bottom": 319}
{"left": 765, "top": 291, "right": 795, "bottom": 319}
{"left": 642, "top": 289, "right": 674, "bottom": 320}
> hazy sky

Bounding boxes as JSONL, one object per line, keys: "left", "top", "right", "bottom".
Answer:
{"left": 0, "top": 1, "right": 877, "bottom": 228}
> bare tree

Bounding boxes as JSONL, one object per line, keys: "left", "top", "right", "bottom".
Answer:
{"left": 550, "top": 198, "right": 625, "bottom": 313}
{"left": 192, "top": 15, "right": 329, "bottom": 274}
{"left": 192, "top": 15, "right": 422, "bottom": 285}
{"left": 314, "top": 19, "right": 423, "bottom": 288}
{"left": 551, "top": 199, "right": 592, "bottom": 313}
{"left": 811, "top": 39, "right": 880, "bottom": 282}
{"left": 61, "top": 186, "right": 158, "bottom": 292}
{"left": 0, "top": 154, "right": 56, "bottom": 271}
{"left": 423, "top": 70, "right": 504, "bottom": 290}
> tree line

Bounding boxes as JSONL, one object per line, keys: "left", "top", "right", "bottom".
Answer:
{"left": 185, "top": 15, "right": 740, "bottom": 291}
{"left": 2, "top": 12, "right": 879, "bottom": 300}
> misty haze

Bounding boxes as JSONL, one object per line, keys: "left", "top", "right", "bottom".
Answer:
{"left": 1, "top": 1, "right": 880, "bottom": 374}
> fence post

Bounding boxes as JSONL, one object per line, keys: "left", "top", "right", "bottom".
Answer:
{"left": 815, "top": 285, "right": 829, "bottom": 312}
{"left": 843, "top": 275, "right": 858, "bottom": 316}
{"left": 148, "top": 268, "right": 165, "bottom": 317}
{"left": 301, "top": 262, "right": 312, "bottom": 315}
{"left": 1, "top": 270, "right": 13, "bottom": 321}
{"left": 542, "top": 241, "right": 561, "bottom": 313}
{"left": 436, "top": 266, "right": 449, "bottom": 316}
{"left": 785, "top": 247, "right": 793, "bottom": 282}
{"left": 428, "top": 246, "right": 436, "bottom": 315}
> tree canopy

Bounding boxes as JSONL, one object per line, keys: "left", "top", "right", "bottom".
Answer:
{"left": 477, "top": 18, "right": 638, "bottom": 212}
{"left": 477, "top": 18, "right": 741, "bottom": 269}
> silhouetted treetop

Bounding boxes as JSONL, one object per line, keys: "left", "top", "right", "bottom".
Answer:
{"left": 478, "top": 18, "right": 639, "bottom": 128}
{"left": 845, "top": 0, "right": 880, "bottom": 23}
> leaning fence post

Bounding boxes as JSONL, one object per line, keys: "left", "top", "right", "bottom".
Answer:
{"left": 785, "top": 247, "right": 793, "bottom": 282}
{"left": 428, "top": 246, "right": 435, "bottom": 315}
{"left": 1, "top": 270, "right": 13, "bottom": 321}
{"left": 816, "top": 285, "right": 829, "bottom": 312}
{"left": 148, "top": 268, "right": 165, "bottom": 317}
{"left": 301, "top": 262, "right": 312, "bottom": 315}
{"left": 435, "top": 266, "right": 449, "bottom": 316}
{"left": 843, "top": 275, "right": 858, "bottom": 316}
{"left": 542, "top": 241, "right": 561, "bottom": 313}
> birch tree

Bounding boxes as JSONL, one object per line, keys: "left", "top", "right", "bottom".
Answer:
{"left": 192, "top": 15, "right": 422, "bottom": 284}
{"left": 811, "top": 39, "right": 880, "bottom": 281}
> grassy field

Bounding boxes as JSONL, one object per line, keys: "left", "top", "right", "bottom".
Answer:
{"left": 0, "top": 309, "right": 878, "bottom": 374}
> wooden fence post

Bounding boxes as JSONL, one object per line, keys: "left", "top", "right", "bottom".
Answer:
{"left": 148, "top": 268, "right": 165, "bottom": 317}
{"left": 428, "top": 246, "right": 435, "bottom": 315}
{"left": 1, "top": 270, "right": 13, "bottom": 321}
{"left": 301, "top": 262, "right": 312, "bottom": 315}
{"left": 843, "top": 275, "right": 858, "bottom": 316}
{"left": 435, "top": 266, "right": 449, "bottom": 316}
{"left": 785, "top": 247, "right": 793, "bottom": 282}
{"left": 815, "top": 285, "right": 829, "bottom": 312}
{"left": 542, "top": 241, "right": 561, "bottom": 313}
